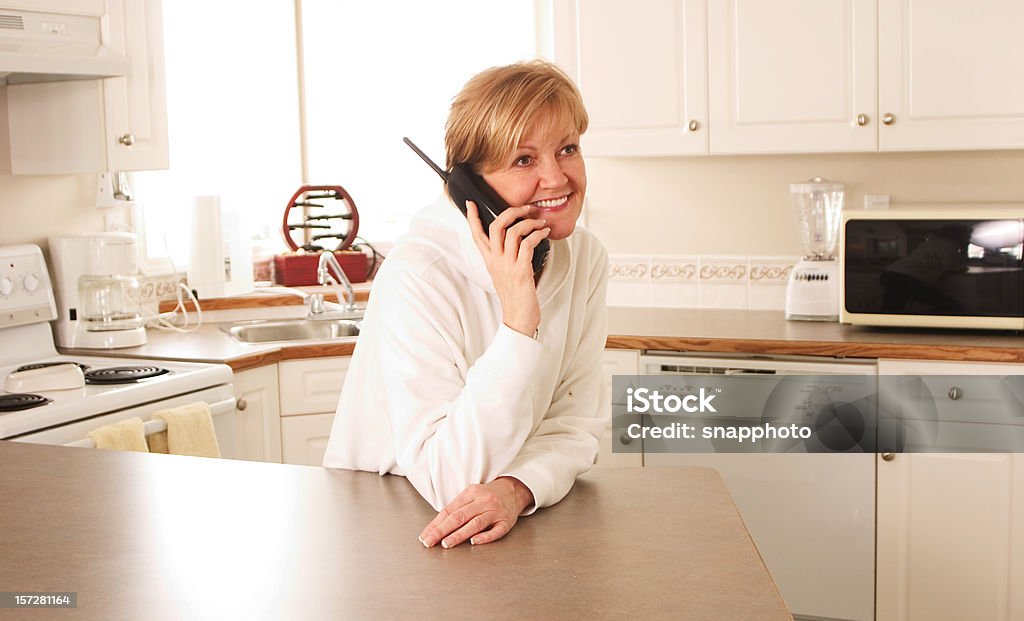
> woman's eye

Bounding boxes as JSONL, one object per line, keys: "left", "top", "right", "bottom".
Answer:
{"left": 513, "top": 155, "right": 533, "bottom": 167}
{"left": 561, "top": 144, "right": 580, "bottom": 156}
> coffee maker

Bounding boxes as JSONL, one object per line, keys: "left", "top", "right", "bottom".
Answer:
{"left": 48, "top": 233, "right": 146, "bottom": 349}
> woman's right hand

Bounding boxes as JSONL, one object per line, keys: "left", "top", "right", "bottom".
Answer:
{"left": 466, "top": 200, "right": 550, "bottom": 338}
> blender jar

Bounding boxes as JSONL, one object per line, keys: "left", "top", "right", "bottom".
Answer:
{"left": 78, "top": 274, "right": 144, "bottom": 332}
{"left": 789, "top": 177, "right": 846, "bottom": 260}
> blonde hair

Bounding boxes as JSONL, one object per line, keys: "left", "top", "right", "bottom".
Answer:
{"left": 445, "top": 60, "right": 588, "bottom": 173}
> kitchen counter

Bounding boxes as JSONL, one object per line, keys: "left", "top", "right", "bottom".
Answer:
{"left": 607, "top": 308, "right": 1024, "bottom": 363}
{"left": 64, "top": 305, "right": 1023, "bottom": 369}
{"left": 0, "top": 441, "right": 791, "bottom": 620}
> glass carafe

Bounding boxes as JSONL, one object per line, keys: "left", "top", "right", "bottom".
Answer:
{"left": 789, "top": 177, "right": 845, "bottom": 260}
{"left": 78, "top": 274, "right": 144, "bottom": 332}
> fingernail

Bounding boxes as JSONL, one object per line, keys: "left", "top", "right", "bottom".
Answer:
{"left": 441, "top": 540, "right": 450, "bottom": 549}
{"left": 419, "top": 536, "right": 429, "bottom": 548}
{"left": 469, "top": 538, "right": 477, "bottom": 546}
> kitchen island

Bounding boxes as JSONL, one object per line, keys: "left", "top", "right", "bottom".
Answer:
{"left": 0, "top": 441, "right": 791, "bottom": 620}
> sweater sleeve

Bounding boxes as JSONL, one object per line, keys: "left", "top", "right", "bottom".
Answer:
{"left": 500, "top": 245, "right": 609, "bottom": 513}
{"left": 371, "top": 265, "right": 544, "bottom": 511}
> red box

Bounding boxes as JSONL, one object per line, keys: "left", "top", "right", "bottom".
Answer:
{"left": 273, "top": 251, "right": 369, "bottom": 286}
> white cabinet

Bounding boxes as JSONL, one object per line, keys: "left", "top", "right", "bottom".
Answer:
{"left": 4, "top": 0, "right": 169, "bottom": 174}
{"left": 231, "top": 364, "right": 282, "bottom": 463}
{"left": 707, "top": 0, "right": 877, "bottom": 154}
{"left": 878, "top": 0, "right": 1024, "bottom": 151}
{"left": 278, "top": 357, "right": 349, "bottom": 466}
{"left": 281, "top": 413, "right": 334, "bottom": 467}
{"left": 553, "top": 0, "right": 708, "bottom": 156}
{"left": 596, "top": 349, "right": 642, "bottom": 467}
{"left": 876, "top": 359, "right": 1024, "bottom": 621}
{"left": 556, "top": 0, "right": 1024, "bottom": 155}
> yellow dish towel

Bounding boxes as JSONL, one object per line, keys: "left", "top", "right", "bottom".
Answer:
{"left": 152, "top": 401, "right": 221, "bottom": 458}
{"left": 87, "top": 417, "right": 150, "bottom": 452}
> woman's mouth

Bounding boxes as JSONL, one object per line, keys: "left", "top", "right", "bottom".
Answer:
{"left": 531, "top": 194, "right": 571, "bottom": 212}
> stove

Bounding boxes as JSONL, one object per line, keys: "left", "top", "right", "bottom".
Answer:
{"left": 0, "top": 245, "right": 235, "bottom": 449}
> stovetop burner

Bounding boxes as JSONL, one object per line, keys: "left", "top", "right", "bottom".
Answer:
{"left": 83, "top": 365, "right": 171, "bottom": 385}
{"left": 16, "top": 361, "right": 91, "bottom": 373}
{"left": 0, "top": 393, "right": 51, "bottom": 412}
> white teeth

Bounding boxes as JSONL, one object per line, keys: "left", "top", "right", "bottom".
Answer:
{"left": 534, "top": 196, "right": 569, "bottom": 208}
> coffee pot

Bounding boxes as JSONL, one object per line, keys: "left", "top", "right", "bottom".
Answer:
{"left": 48, "top": 233, "right": 146, "bottom": 349}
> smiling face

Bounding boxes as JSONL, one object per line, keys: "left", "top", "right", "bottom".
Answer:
{"left": 481, "top": 112, "right": 586, "bottom": 241}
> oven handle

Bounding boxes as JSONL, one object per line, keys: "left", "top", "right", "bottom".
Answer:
{"left": 63, "top": 397, "right": 236, "bottom": 448}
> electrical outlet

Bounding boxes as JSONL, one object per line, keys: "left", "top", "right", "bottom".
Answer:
{"left": 104, "top": 212, "right": 129, "bottom": 232}
{"left": 864, "top": 194, "right": 890, "bottom": 210}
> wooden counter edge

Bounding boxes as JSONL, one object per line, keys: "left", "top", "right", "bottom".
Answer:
{"left": 158, "top": 290, "right": 371, "bottom": 313}
{"left": 606, "top": 334, "right": 1024, "bottom": 363}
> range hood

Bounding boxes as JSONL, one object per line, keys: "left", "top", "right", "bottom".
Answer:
{"left": 0, "top": 6, "right": 130, "bottom": 85}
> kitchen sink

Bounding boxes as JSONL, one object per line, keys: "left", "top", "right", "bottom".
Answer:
{"left": 223, "top": 318, "right": 361, "bottom": 344}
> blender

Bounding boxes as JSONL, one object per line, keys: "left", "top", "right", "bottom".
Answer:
{"left": 785, "top": 177, "right": 845, "bottom": 321}
{"left": 49, "top": 233, "right": 147, "bottom": 349}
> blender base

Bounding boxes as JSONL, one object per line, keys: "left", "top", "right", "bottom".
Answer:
{"left": 785, "top": 259, "right": 840, "bottom": 321}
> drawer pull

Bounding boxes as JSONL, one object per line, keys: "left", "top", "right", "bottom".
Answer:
{"left": 236, "top": 398, "right": 248, "bottom": 411}
{"left": 619, "top": 432, "right": 633, "bottom": 445}
{"left": 881, "top": 452, "right": 895, "bottom": 461}
{"left": 947, "top": 387, "right": 963, "bottom": 401}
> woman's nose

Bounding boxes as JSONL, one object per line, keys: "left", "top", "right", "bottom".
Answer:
{"left": 537, "top": 157, "right": 568, "bottom": 187}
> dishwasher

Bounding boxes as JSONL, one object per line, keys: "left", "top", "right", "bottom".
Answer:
{"left": 637, "top": 352, "right": 877, "bottom": 621}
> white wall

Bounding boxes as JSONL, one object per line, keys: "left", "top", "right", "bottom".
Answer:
{"left": 585, "top": 149, "right": 1024, "bottom": 256}
{"left": 0, "top": 174, "right": 112, "bottom": 248}
{"left": 3, "top": 149, "right": 1024, "bottom": 259}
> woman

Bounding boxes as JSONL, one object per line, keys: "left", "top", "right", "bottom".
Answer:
{"left": 322, "top": 60, "right": 608, "bottom": 549}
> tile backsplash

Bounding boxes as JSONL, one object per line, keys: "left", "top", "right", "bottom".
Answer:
{"left": 608, "top": 254, "right": 799, "bottom": 310}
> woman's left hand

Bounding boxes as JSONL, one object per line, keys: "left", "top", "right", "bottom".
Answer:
{"left": 418, "top": 477, "right": 534, "bottom": 548}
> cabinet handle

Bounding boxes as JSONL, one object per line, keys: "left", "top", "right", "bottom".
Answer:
{"left": 881, "top": 452, "right": 895, "bottom": 461}
{"left": 687, "top": 119, "right": 699, "bottom": 132}
{"left": 619, "top": 432, "right": 633, "bottom": 445}
{"left": 236, "top": 398, "right": 248, "bottom": 411}
{"left": 947, "top": 386, "right": 963, "bottom": 401}
{"left": 856, "top": 113, "right": 869, "bottom": 126}
{"left": 881, "top": 113, "right": 895, "bottom": 125}
{"left": 118, "top": 133, "right": 136, "bottom": 147}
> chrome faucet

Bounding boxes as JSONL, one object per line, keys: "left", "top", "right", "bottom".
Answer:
{"left": 307, "top": 252, "right": 357, "bottom": 317}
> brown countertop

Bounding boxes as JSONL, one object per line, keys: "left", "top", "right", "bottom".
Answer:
{"left": 64, "top": 306, "right": 1023, "bottom": 370}
{"left": 0, "top": 441, "right": 791, "bottom": 621}
{"left": 607, "top": 308, "right": 1024, "bottom": 363}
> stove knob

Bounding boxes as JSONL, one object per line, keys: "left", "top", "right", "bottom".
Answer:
{"left": 23, "top": 273, "right": 39, "bottom": 292}
{"left": 0, "top": 277, "right": 13, "bottom": 296}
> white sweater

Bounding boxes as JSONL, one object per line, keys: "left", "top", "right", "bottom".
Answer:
{"left": 322, "top": 196, "right": 609, "bottom": 513}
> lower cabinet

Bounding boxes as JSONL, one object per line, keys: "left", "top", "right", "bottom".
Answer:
{"left": 597, "top": 349, "right": 642, "bottom": 467}
{"left": 230, "top": 364, "right": 282, "bottom": 463}
{"left": 876, "top": 359, "right": 1024, "bottom": 621}
{"left": 277, "top": 357, "right": 349, "bottom": 466}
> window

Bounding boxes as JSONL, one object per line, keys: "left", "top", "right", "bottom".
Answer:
{"left": 300, "top": 1, "right": 541, "bottom": 241}
{"left": 134, "top": 1, "right": 301, "bottom": 270}
{"left": 135, "top": 1, "right": 542, "bottom": 272}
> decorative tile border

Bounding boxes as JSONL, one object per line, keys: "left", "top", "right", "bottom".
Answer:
{"left": 748, "top": 257, "right": 798, "bottom": 285}
{"left": 608, "top": 255, "right": 650, "bottom": 281}
{"left": 651, "top": 255, "right": 698, "bottom": 282}
{"left": 138, "top": 273, "right": 188, "bottom": 302}
{"left": 698, "top": 256, "right": 748, "bottom": 283}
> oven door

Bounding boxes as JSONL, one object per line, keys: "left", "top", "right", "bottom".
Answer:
{"left": 11, "top": 384, "right": 239, "bottom": 459}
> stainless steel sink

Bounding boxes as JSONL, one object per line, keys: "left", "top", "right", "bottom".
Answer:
{"left": 223, "top": 318, "right": 361, "bottom": 343}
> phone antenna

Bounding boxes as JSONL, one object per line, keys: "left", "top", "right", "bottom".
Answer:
{"left": 403, "top": 137, "right": 448, "bottom": 181}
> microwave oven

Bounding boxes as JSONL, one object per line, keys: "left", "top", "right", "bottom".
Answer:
{"left": 840, "top": 208, "right": 1024, "bottom": 330}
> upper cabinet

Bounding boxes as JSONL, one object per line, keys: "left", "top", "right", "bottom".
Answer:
{"left": 708, "top": 0, "right": 876, "bottom": 154}
{"left": 555, "top": 0, "right": 1024, "bottom": 156}
{"left": 877, "top": 0, "right": 1024, "bottom": 151}
{"left": 3, "top": 0, "right": 169, "bottom": 174}
{"left": 553, "top": 0, "right": 708, "bottom": 156}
